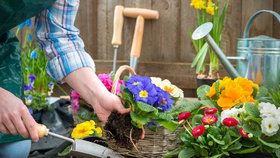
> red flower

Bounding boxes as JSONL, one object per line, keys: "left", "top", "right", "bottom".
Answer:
{"left": 222, "top": 117, "right": 238, "bottom": 127}
{"left": 178, "top": 112, "right": 191, "bottom": 121}
{"left": 204, "top": 107, "right": 218, "bottom": 115}
{"left": 201, "top": 115, "right": 218, "bottom": 125}
{"left": 192, "top": 125, "right": 206, "bottom": 138}
{"left": 239, "top": 128, "right": 249, "bottom": 138}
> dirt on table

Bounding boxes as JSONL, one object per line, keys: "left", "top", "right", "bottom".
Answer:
{"left": 104, "top": 111, "right": 142, "bottom": 149}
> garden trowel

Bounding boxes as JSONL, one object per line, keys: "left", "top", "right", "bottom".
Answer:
{"left": 37, "top": 124, "right": 123, "bottom": 158}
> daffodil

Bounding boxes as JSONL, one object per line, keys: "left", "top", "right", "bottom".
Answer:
{"left": 190, "top": 0, "right": 206, "bottom": 10}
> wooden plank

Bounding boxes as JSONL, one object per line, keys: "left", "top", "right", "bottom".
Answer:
{"left": 76, "top": 0, "right": 97, "bottom": 58}
{"left": 242, "top": 0, "right": 274, "bottom": 37}
{"left": 273, "top": 0, "right": 280, "bottom": 38}
{"left": 96, "top": 0, "right": 108, "bottom": 59}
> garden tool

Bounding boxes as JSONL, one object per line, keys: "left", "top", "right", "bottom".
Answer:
{"left": 111, "top": 5, "right": 124, "bottom": 73}
{"left": 192, "top": 10, "right": 280, "bottom": 88}
{"left": 37, "top": 124, "right": 123, "bottom": 158}
{"left": 123, "top": 8, "right": 159, "bottom": 70}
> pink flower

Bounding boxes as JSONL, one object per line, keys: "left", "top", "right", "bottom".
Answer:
{"left": 178, "top": 112, "right": 192, "bottom": 121}
{"left": 239, "top": 128, "right": 249, "bottom": 138}
{"left": 192, "top": 125, "right": 206, "bottom": 138}
{"left": 71, "top": 90, "right": 80, "bottom": 99}
{"left": 71, "top": 98, "right": 80, "bottom": 113}
{"left": 98, "top": 73, "right": 124, "bottom": 95}
{"left": 201, "top": 115, "right": 218, "bottom": 125}
{"left": 222, "top": 117, "right": 238, "bottom": 127}
{"left": 204, "top": 107, "right": 218, "bottom": 115}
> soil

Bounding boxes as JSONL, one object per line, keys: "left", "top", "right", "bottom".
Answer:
{"left": 104, "top": 111, "right": 142, "bottom": 149}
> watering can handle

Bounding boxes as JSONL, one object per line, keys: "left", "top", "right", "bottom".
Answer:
{"left": 243, "top": 10, "right": 280, "bottom": 38}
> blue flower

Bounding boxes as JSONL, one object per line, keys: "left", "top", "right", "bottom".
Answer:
{"left": 48, "top": 82, "right": 54, "bottom": 90}
{"left": 147, "top": 122, "right": 160, "bottom": 128}
{"left": 133, "top": 78, "right": 158, "bottom": 105}
{"left": 27, "top": 34, "right": 33, "bottom": 42}
{"left": 125, "top": 75, "right": 144, "bottom": 93}
{"left": 154, "top": 87, "right": 174, "bottom": 112}
{"left": 17, "top": 19, "right": 32, "bottom": 30}
{"left": 28, "top": 74, "right": 36, "bottom": 84}
{"left": 30, "top": 50, "right": 38, "bottom": 59}
{"left": 25, "top": 95, "right": 33, "bottom": 105}
{"left": 24, "top": 84, "right": 33, "bottom": 92}
{"left": 28, "top": 108, "right": 33, "bottom": 114}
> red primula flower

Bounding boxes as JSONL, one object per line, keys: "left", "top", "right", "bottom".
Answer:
{"left": 192, "top": 125, "right": 206, "bottom": 138}
{"left": 222, "top": 117, "right": 238, "bottom": 127}
{"left": 239, "top": 128, "right": 249, "bottom": 138}
{"left": 201, "top": 115, "right": 218, "bottom": 125}
{"left": 204, "top": 107, "right": 218, "bottom": 115}
{"left": 178, "top": 112, "right": 191, "bottom": 121}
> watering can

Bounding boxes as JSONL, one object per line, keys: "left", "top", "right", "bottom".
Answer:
{"left": 192, "top": 10, "right": 280, "bottom": 88}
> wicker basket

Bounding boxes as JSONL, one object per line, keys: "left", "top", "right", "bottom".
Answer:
{"left": 108, "top": 65, "right": 180, "bottom": 158}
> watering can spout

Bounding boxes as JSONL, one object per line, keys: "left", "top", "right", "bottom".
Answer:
{"left": 192, "top": 22, "right": 240, "bottom": 79}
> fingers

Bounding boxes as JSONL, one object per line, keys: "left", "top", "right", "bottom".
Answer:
{"left": 117, "top": 107, "right": 131, "bottom": 114}
{"left": 0, "top": 123, "right": 9, "bottom": 134}
{"left": 21, "top": 108, "right": 39, "bottom": 142}
{"left": 140, "top": 126, "right": 145, "bottom": 139}
{"left": 2, "top": 115, "right": 18, "bottom": 135}
{"left": 10, "top": 113, "right": 29, "bottom": 138}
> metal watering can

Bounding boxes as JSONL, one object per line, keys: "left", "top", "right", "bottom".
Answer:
{"left": 192, "top": 10, "right": 280, "bottom": 88}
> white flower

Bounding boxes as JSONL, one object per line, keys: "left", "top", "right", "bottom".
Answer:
{"left": 150, "top": 77, "right": 184, "bottom": 98}
{"left": 221, "top": 107, "right": 244, "bottom": 121}
{"left": 276, "top": 108, "right": 280, "bottom": 125}
{"left": 259, "top": 102, "right": 277, "bottom": 118}
{"left": 261, "top": 117, "right": 279, "bottom": 136}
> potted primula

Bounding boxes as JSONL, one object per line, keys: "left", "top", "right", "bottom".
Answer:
{"left": 165, "top": 77, "right": 280, "bottom": 158}
{"left": 189, "top": 0, "right": 229, "bottom": 85}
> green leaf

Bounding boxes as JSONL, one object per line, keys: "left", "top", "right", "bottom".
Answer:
{"left": 274, "top": 148, "right": 280, "bottom": 158}
{"left": 197, "top": 85, "right": 210, "bottom": 100}
{"left": 191, "top": 42, "right": 208, "bottom": 68}
{"left": 244, "top": 102, "right": 260, "bottom": 117}
{"left": 157, "top": 112, "right": 173, "bottom": 120}
{"left": 199, "top": 100, "right": 216, "bottom": 108}
{"left": 78, "top": 106, "right": 95, "bottom": 121}
{"left": 168, "top": 99, "right": 202, "bottom": 118}
{"left": 258, "top": 137, "right": 280, "bottom": 149}
{"left": 207, "top": 134, "right": 225, "bottom": 145}
{"left": 130, "top": 112, "right": 149, "bottom": 128}
{"left": 137, "top": 102, "right": 158, "bottom": 113}
{"left": 195, "top": 43, "right": 209, "bottom": 74}
{"left": 178, "top": 148, "right": 196, "bottom": 158}
{"left": 243, "top": 121, "right": 261, "bottom": 137}
{"left": 163, "top": 148, "right": 181, "bottom": 158}
{"left": 232, "top": 146, "right": 260, "bottom": 154}
{"left": 227, "top": 142, "right": 242, "bottom": 151}
{"left": 153, "top": 120, "right": 179, "bottom": 132}
{"left": 191, "top": 114, "right": 203, "bottom": 126}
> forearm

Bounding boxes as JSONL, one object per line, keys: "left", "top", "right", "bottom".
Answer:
{"left": 64, "top": 67, "right": 108, "bottom": 108}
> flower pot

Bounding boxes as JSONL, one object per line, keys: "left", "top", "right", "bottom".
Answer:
{"left": 227, "top": 152, "right": 272, "bottom": 158}
{"left": 196, "top": 78, "right": 217, "bottom": 87}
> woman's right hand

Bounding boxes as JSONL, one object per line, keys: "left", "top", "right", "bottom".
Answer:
{"left": 0, "top": 88, "right": 39, "bottom": 142}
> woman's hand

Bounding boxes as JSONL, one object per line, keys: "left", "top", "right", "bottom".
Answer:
{"left": 0, "top": 88, "right": 39, "bottom": 142}
{"left": 64, "top": 68, "right": 130, "bottom": 123}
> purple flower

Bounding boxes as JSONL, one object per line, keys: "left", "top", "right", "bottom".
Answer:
{"left": 28, "top": 108, "right": 33, "bottom": 114}
{"left": 24, "top": 84, "right": 32, "bottom": 92}
{"left": 154, "top": 87, "right": 174, "bottom": 112}
{"left": 71, "top": 90, "right": 80, "bottom": 99}
{"left": 30, "top": 50, "right": 38, "bottom": 59}
{"left": 147, "top": 122, "right": 160, "bottom": 128}
{"left": 133, "top": 77, "right": 158, "bottom": 105}
{"left": 71, "top": 98, "right": 80, "bottom": 113}
{"left": 125, "top": 75, "right": 145, "bottom": 94}
{"left": 48, "top": 82, "right": 54, "bottom": 90}
{"left": 25, "top": 95, "right": 33, "bottom": 105}
{"left": 28, "top": 75, "right": 36, "bottom": 83}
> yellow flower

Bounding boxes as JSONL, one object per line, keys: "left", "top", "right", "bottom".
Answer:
{"left": 207, "top": 77, "right": 258, "bottom": 110}
{"left": 71, "top": 121, "right": 95, "bottom": 139}
{"left": 191, "top": 0, "right": 206, "bottom": 10}
{"left": 95, "top": 127, "right": 103, "bottom": 137}
{"left": 206, "top": 0, "right": 218, "bottom": 15}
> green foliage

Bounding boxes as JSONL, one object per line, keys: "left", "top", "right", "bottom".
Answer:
{"left": 197, "top": 85, "right": 210, "bottom": 100}
{"left": 178, "top": 148, "right": 196, "bottom": 158}
{"left": 268, "top": 85, "right": 280, "bottom": 107}
{"left": 18, "top": 20, "right": 54, "bottom": 111}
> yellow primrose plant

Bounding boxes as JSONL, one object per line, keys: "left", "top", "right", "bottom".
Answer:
{"left": 190, "top": 0, "right": 229, "bottom": 79}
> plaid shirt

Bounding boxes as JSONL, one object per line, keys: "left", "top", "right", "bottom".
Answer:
{"left": 35, "top": 0, "right": 95, "bottom": 82}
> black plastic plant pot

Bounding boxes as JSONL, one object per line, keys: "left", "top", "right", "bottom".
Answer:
{"left": 196, "top": 78, "right": 217, "bottom": 87}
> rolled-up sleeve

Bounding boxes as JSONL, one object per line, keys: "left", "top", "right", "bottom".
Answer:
{"left": 35, "top": 0, "right": 95, "bottom": 82}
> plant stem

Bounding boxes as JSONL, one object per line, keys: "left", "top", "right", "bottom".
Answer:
{"left": 183, "top": 124, "right": 193, "bottom": 136}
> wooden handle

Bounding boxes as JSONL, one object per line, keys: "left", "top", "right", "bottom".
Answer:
{"left": 111, "top": 5, "right": 124, "bottom": 46}
{"left": 123, "top": 8, "right": 159, "bottom": 20}
{"left": 130, "top": 16, "right": 144, "bottom": 58}
{"left": 37, "top": 124, "right": 49, "bottom": 138}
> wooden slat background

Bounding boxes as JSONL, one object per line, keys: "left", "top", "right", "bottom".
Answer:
{"left": 75, "top": 0, "right": 280, "bottom": 97}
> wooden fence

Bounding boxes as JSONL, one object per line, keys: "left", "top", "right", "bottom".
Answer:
{"left": 75, "top": 0, "right": 280, "bottom": 96}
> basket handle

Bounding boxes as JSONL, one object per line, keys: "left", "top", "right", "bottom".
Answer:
{"left": 111, "top": 65, "right": 136, "bottom": 95}
{"left": 243, "top": 10, "right": 280, "bottom": 38}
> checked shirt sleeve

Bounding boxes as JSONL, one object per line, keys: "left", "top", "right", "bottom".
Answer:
{"left": 35, "top": 0, "right": 95, "bottom": 82}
